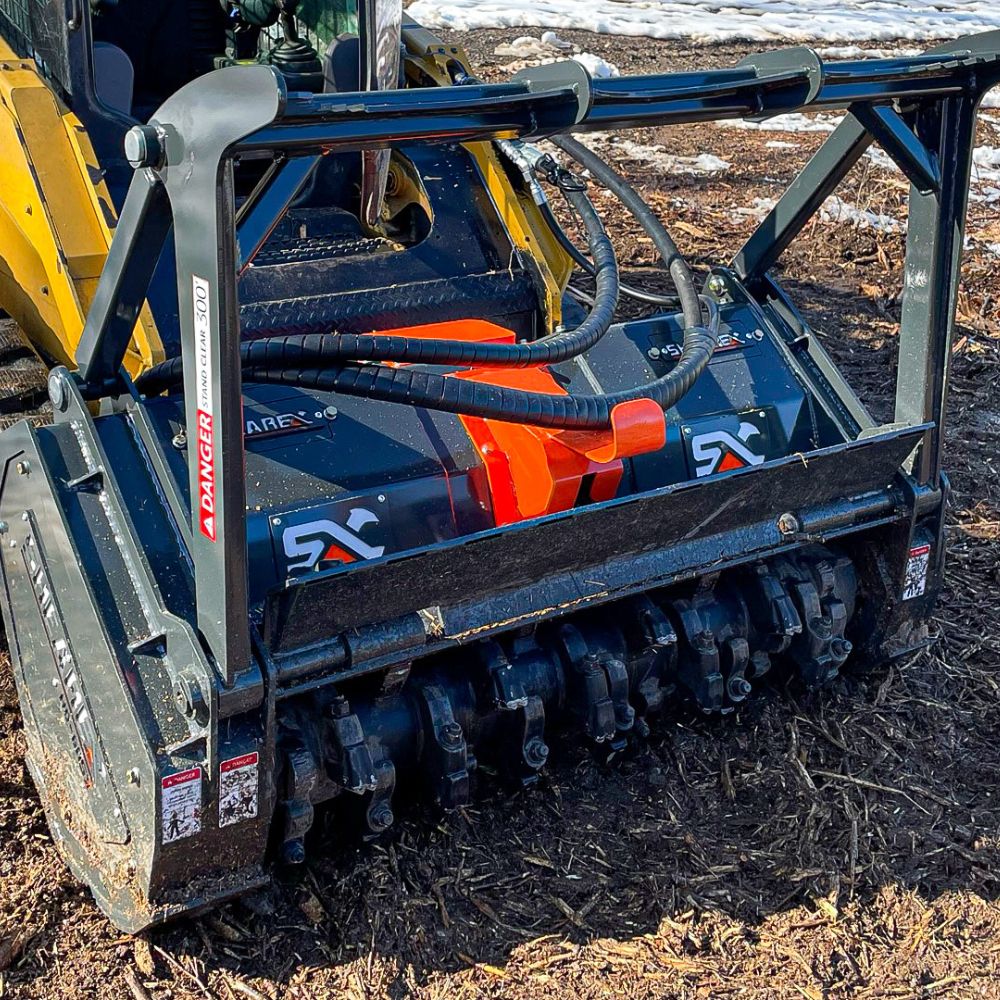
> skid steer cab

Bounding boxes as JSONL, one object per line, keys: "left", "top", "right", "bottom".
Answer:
{"left": 0, "top": 0, "right": 996, "bottom": 931}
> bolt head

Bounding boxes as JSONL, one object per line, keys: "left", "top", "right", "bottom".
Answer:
{"left": 48, "top": 373, "right": 68, "bottom": 412}
{"left": 171, "top": 431, "right": 187, "bottom": 450}
{"left": 525, "top": 738, "right": 549, "bottom": 768}
{"left": 707, "top": 274, "right": 728, "bottom": 296}
{"left": 124, "top": 124, "right": 164, "bottom": 169}
{"left": 369, "top": 803, "right": 394, "bottom": 832}
{"left": 441, "top": 721, "right": 464, "bottom": 749}
{"left": 173, "top": 673, "right": 208, "bottom": 723}
{"left": 15, "top": 460, "right": 29, "bottom": 476}
{"left": 777, "top": 512, "right": 800, "bottom": 537}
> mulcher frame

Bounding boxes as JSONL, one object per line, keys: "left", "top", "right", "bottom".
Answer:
{"left": 66, "top": 28, "right": 1000, "bottom": 694}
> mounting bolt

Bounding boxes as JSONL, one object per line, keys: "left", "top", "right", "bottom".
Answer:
{"left": 173, "top": 672, "right": 209, "bottom": 725}
{"left": 524, "top": 738, "right": 549, "bottom": 769}
{"left": 369, "top": 803, "right": 394, "bottom": 832}
{"left": 440, "top": 721, "right": 464, "bottom": 750}
{"left": 777, "top": 512, "right": 800, "bottom": 538}
{"left": 831, "top": 637, "right": 853, "bottom": 659}
{"left": 171, "top": 430, "right": 187, "bottom": 450}
{"left": 323, "top": 406, "right": 338, "bottom": 420}
{"left": 124, "top": 124, "right": 164, "bottom": 169}
{"left": 126, "top": 768, "right": 141, "bottom": 786}
{"left": 728, "top": 676, "right": 752, "bottom": 701}
{"left": 15, "top": 460, "right": 29, "bottom": 476}
{"left": 707, "top": 274, "right": 728, "bottom": 297}
{"left": 647, "top": 346, "right": 661, "bottom": 360}
{"left": 48, "top": 373, "right": 69, "bottom": 412}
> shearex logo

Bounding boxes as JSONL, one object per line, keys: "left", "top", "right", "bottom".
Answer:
{"left": 282, "top": 507, "right": 387, "bottom": 573}
{"left": 691, "top": 420, "right": 767, "bottom": 478}
{"left": 245, "top": 412, "right": 314, "bottom": 440}
{"left": 657, "top": 330, "right": 748, "bottom": 361}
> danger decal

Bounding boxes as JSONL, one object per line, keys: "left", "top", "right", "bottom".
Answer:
{"left": 193, "top": 274, "right": 216, "bottom": 542}
{"left": 219, "top": 752, "right": 259, "bottom": 827}
{"left": 161, "top": 767, "right": 202, "bottom": 844}
{"left": 903, "top": 543, "right": 931, "bottom": 601}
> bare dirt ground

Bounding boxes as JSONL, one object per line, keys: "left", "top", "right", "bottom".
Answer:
{"left": 2, "top": 29, "right": 1000, "bottom": 1000}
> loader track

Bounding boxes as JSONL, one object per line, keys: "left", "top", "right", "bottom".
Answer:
{"left": 0, "top": 319, "right": 52, "bottom": 430}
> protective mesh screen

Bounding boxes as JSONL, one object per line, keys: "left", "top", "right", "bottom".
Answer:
{"left": 0, "top": 0, "right": 35, "bottom": 54}
{"left": 0, "top": 0, "right": 71, "bottom": 93}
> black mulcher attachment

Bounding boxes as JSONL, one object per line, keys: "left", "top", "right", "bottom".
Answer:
{"left": 1, "top": 1, "right": 997, "bottom": 930}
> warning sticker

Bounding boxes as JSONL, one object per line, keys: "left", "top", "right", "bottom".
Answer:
{"left": 903, "top": 543, "right": 931, "bottom": 601}
{"left": 192, "top": 274, "right": 216, "bottom": 542}
{"left": 161, "top": 767, "right": 202, "bottom": 844}
{"left": 219, "top": 752, "right": 259, "bottom": 827}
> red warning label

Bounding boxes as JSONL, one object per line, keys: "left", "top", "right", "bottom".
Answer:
{"left": 219, "top": 752, "right": 259, "bottom": 827}
{"left": 196, "top": 409, "right": 215, "bottom": 541}
{"left": 161, "top": 766, "right": 202, "bottom": 843}
{"left": 903, "top": 543, "right": 931, "bottom": 601}
{"left": 192, "top": 274, "right": 216, "bottom": 542}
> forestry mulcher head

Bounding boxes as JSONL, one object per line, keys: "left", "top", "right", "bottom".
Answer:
{"left": 0, "top": 0, "right": 997, "bottom": 931}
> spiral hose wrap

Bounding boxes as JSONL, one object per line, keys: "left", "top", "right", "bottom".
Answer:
{"left": 136, "top": 137, "right": 719, "bottom": 429}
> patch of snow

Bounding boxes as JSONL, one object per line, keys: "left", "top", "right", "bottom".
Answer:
{"left": 410, "top": 0, "right": 1000, "bottom": 44}
{"left": 735, "top": 195, "right": 900, "bottom": 233}
{"left": 820, "top": 196, "right": 901, "bottom": 233}
{"left": 815, "top": 45, "right": 922, "bottom": 60}
{"left": 494, "top": 34, "right": 619, "bottom": 76}
{"left": 540, "top": 30, "right": 573, "bottom": 50}
{"left": 987, "top": 243, "right": 1000, "bottom": 258}
{"left": 494, "top": 35, "right": 552, "bottom": 58}
{"left": 864, "top": 147, "right": 898, "bottom": 172}
{"left": 969, "top": 147, "right": 1000, "bottom": 202}
{"left": 734, "top": 197, "right": 777, "bottom": 221}
{"left": 765, "top": 140, "right": 799, "bottom": 150}
{"left": 718, "top": 112, "right": 845, "bottom": 134}
{"left": 973, "top": 146, "right": 1000, "bottom": 180}
{"left": 572, "top": 52, "right": 620, "bottom": 78}
{"left": 578, "top": 133, "right": 729, "bottom": 174}
{"left": 983, "top": 91, "right": 1000, "bottom": 110}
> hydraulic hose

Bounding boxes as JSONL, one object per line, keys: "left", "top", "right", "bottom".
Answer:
{"left": 237, "top": 297, "right": 717, "bottom": 429}
{"left": 496, "top": 136, "right": 686, "bottom": 309}
{"left": 546, "top": 134, "right": 704, "bottom": 333}
{"left": 137, "top": 184, "right": 619, "bottom": 397}
{"left": 538, "top": 187, "right": 679, "bottom": 309}
{"left": 138, "top": 131, "right": 721, "bottom": 429}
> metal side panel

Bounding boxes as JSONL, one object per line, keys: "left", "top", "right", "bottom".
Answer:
{"left": 0, "top": 419, "right": 269, "bottom": 932}
{"left": 264, "top": 424, "right": 928, "bottom": 654}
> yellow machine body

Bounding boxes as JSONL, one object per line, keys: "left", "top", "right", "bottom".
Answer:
{"left": 0, "top": 38, "right": 160, "bottom": 374}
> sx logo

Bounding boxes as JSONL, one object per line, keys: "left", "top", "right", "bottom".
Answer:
{"left": 282, "top": 508, "right": 386, "bottom": 572}
{"left": 691, "top": 421, "right": 766, "bottom": 478}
